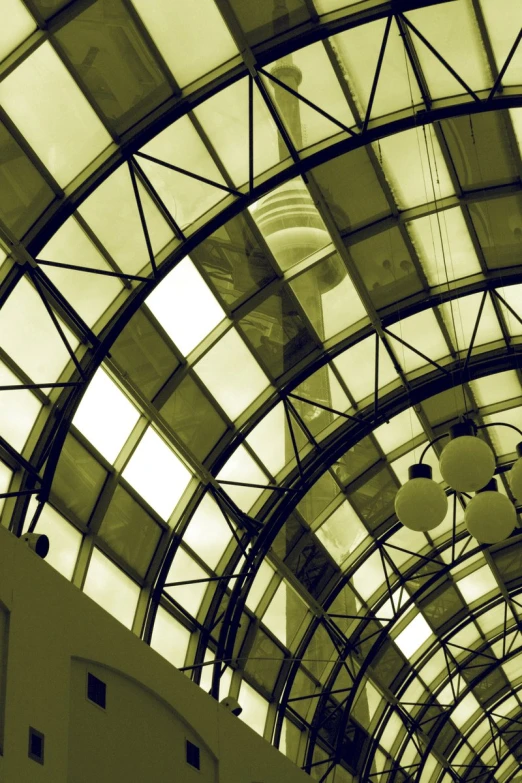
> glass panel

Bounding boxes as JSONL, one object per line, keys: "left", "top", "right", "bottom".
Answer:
{"left": 457, "top": 564, "right": 498, "bottom": 606}
{"left": 164, "top": 547, "right": 208, "bottom": 617}
{"left": 470, "top": 193, "right": 522, "bottom": 271}
{"left": 290, "top": 254, "right": 367, "bottom": 342}
{"left": 183, "top": 493, "right": 232, "bottom": 571}
{"left": 250, "top": 178, "right": 330, "bottom": 274}
{"left": 194, "top": 328, "right": 270, "bottom": 420}
{"left": 72, "top": 368, "right": 140, "bottom": 463}
{"left": 394, "top": 613, "right": 433, "bottom": 658}
{"left": 442, "top": 112, "right": 518, "bottom": 191}
{"left": 191, "top": 213, "right": 276, "bottom": 309}
{"left": 0, "top": 120, "right": 54, "bottom": 239}
{"left": 246, "top": 559, "right": 274, "bottom": 612}
{"left": 138, "top": 116, "right": 229, "bottom": 230}
{"left": 0, "top": 360, "right": 42, "bottom": 451}
{"left": 0, "top": 41, "right": 111, "bottom": 186}
{"left": 386, "top": 308, "right": 448, "bottom": 374}
{"left": 0, "top": 0, "right": 36, "bottom": 62}
{"left": 246, "top": 400, "right": 307, "bottom": 478}
{"left": 98, "top": 485, "right": 162, "bottom": 578}
{"left": 334, "top": 16, "right": 423, "bottom": 119}
{"left": 349, "top": 465, "right": 398, "bottom": 532}
{"left": 195, "top": 76, "right": 287, "bottom": 187}
{"left": 216, "top": 444, "right": 268, "bottom": 513}
{"left": 471, "top": 371, "right": 521, "bottom": 408}
{"left": 262, "top": 579, "right": 308, "bottom": 649}
{"left": 78, "top": 164, "right": 174, "bottom": 276}
{"left": 440, "top": 292, "right": 502, "bottom": 352}
{"left": 334, "top": 335, "right": 399, "bottom": 403}
{"left": 55, "top": 0, "right": 172, "bottom": 134}
{"left": 238, "top": 680, "right": 269, "bottom": 737}
{"left": 240, "top": 286, "right": 317, "bottom": 378}
{"left": 316, "top": 500, "right": 368, "bottom": 567}
{"left": 377, "top": 126, "right": 454, "bottom": 209}
{"left": 374, "top": 409, "right": 424, "bottom": 454}
{"left": 229, "top": 0, "right": 310, "bottom": 47}
{"left": 408, "top": 207, "right": 481, "bottom": 287}
{"left": 348, "top": 226, "right": 422, "bottom": 310}
{"left": 245, "top": 629, "right": 284, "bottom": 694}
{"left": 481, "top": 0, "right": 522, "bottom": 87}
{"left": 159, "top": 375, "right": 227, "bottom": 461}
{"left": 30, "top": 0, "right": 69, "bottom": 18}
{"left": 52, "top": 434, "right": 107, "bottom": 524}
{"left": 0, "top": 276, "right": 79, "bottom": 383}
{"left": 483, "top": 407, "right": 522, "bottom": 456}
{"left": 83, "top": 547, "right": 140, "bottom": 629}
{"left": 110, "top": 309, "right": 179, "bottom": 400}
{"left": 34, "top": 503, "right": 82, "bottom": 580}
{"left": 313, "top": 147, "right": 391, "bottom": 234}
{"left": 146, "top": 257, "right": 225, "bottom": 355}
{"left": 406, "top": 2, "right": 490, "bottom": 98}
{"left": 0, "top": 459, "right": 11, "bottom": 519}
{"left": 38, "top": 216, "right": 123, "bottom": 327}
{"left": 150, "top": 606, "right": 190, "bottom": 668}
{"left": 264, "top": 41, "right": 354, "bottom": 151}
{"left": 132, "top": 0, "right": 238, "bottom": 87}
{"left": 121, "top": 427, "right": 192, "bottom": 522}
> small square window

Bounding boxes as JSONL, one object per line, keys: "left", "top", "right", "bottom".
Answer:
{"left": 186, "top": 739, "right": 200, "bottom": 770}
{"left": 28, "top": 727, "right": 44, "bottom": 764}
{"left": 87, "top": 672, "right": 106, "bottom": 709}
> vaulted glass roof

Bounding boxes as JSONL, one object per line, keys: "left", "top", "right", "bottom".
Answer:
{"left": 1, "top": 1, "right": 522, "bottom": 782}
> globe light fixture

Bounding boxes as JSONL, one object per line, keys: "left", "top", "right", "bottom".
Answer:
{"left": 464, "top": 479, "right": 516, "bottom": 544}
{"left": 439, "top": 421, "right": 495, "bottom": 492}
{"left": 509, "top": 442, "right": 522, "bottom": 501}
{"left": 396, "top": 418, "right": 522, "bottom": 543}
{"left": 395, "top": 464, "right": 448, "bottom": 531}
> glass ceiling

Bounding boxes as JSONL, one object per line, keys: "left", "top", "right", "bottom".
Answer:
{"left": 1, "top": 1, "right": 522, "bottom": 781}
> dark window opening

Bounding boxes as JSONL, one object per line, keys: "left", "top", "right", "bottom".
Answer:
{"left": 87, "top": 672, "right": 106, "bottom": 709}
{"left": 28, "top": 727, "right": 44, "bottom": 764}
{"left": 186, "top": 739, "right": 200, "bottom": 770}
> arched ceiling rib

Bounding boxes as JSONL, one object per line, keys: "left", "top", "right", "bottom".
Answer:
{"left": 1, "top": 2, "right": 522, "bottom": 783}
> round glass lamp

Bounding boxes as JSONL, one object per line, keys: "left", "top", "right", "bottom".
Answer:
{"left": 439, "top": 421, "right": 495, "bottom": 492}
{"left": 509, "top": 442, "right": 522, "bottom": 501}
{"left": 395, "top": 464, "right": 448, "bottom": 532}
{"left": 465, "top": 479, "right": 516, "bottom": 544}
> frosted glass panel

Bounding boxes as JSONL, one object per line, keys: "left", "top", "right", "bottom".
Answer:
{"left": 35, "top": 504, "right": 82, "bottom": 580}
{"left": 150, "top": 606, "right": 191, "bottom": 669}
{"left": 183, "top": 493, "right": 232, "bottom": 571}
{"left": 83, "top": 548, "right": 140, "bottom": 629}
{"left": 0, "top": 0, "right": 36, "bottom": 62}
{"left": 238, "top": 680, "right": 269, "bottom": 737}
{"left": 0, "top": 360, "right": 41, "bottom": 451}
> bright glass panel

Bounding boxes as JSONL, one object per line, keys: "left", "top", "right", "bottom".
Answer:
{"left": 246, "top": 402, "right": 289, "bottom": 478}
{"left": 35, "top": 504, "right": 82, "bottom": 580}
{"left": 150, "top": 606, "right": 190, "bottom": 668}
{"left": 352, "top": 549, "right": 387, "bottom": 602}
{"left": 238, "top": 680, "right": 269, "bottom": 737}
{"left": 195, "top": 77, "right": 283, "bottom": 187}
{"left": 183, "top": 493, "right": 232, "bottom": 571}
{"left": 79, "top": 164, "right": 174, "bottom": 276}
{"left": 409, "top": 208, "right": 481, "bottom": 287}
{"left": 194, "top": 328, "right": 270, "bottom": 420}
{"left": 122, "top": 428, "right": 192, "bottom": 521}
{"left": 321, "top": 266, "right": 367, "bottom": 340}
{"left": 38, "top": 216, "right": 122, "bottom": 327}
{"left": 440, "top": 293, "right": 502, "bottom": 353}
{"left": 139, "top": 116, "right": 230, "bottom": 230}
{"left": 471, "top": 371, "right": 521, "bottom": 408}
{"left": 406, "top": 2, "right": 491, "bottom": 98}
{"left": 132, "top": 0, "right": 237, "bottom": 88}
{"left": 216, "top": 445, "right": 267, "bottom": 513}
{"left": 334, "top": 335, "right": 398, "bottom": 403}
{"left": 483, "top": 407, "right": 522, "bottom": 455}
{"left": 0, "top": 360, "right": 41, "bottom": 451}
{"left": 0, "top": 276, "right": 79, "bottom": 383}
{"left": 377, "top": 126, "right": 454, "bottom": 208}
{"left": 395, "top": 613, "right": 433, "bottom": 658}
{"left": 72, "top": 368, "right": 140, "bottom": 463}
{"left": 391, "top": 445, "right": 443, "bottom": 487}
{"left": 498, "top": 284, "right": 522, "bottom": 338}
{"left": 0, "top": 459, "right": 11, "bottom": 519}
{"left": 83, "top": 548, "right": 140, "bottom": 629}
{"left": 316, "top": 500, "right": 368, "bottom": 566}
{"left": 334, "top": 16, "right": 422, "bottom": 119}
{"left": 451, "top": 692, "right": 481, "bottom": 729}
{"left": 164, "top": 547, "right": 207, "bottom": 617}
{"left": 0, "top": 0, "right": 36, "bottom": 62}
{"left": 0, "top": 42, "right": 111, "bottom": 186}
{"left": 457, "top": 564, "right": 498, "bottom": 606}
{"left": 246, "top": 559, "right": 274, "bottom": 613}
{"left": 147, "top": 257, "right": 225, "bottom": 355}
{"left": 479, "top": 0, "right": 522, "bottom": 87}
{"left": 387, "top": 308, "right": 448, "bottom": 374}
{"left": 373, "top": 408, "right": 423, "bottom": 454}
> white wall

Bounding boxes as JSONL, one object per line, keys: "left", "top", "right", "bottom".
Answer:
{"left": 0, "top": 524, "right": 310, "bottom": 783}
